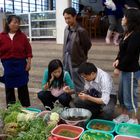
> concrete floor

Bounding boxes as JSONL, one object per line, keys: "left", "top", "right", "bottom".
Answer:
{"left": 0, "top": 39, "right": 140, "bottom": 123}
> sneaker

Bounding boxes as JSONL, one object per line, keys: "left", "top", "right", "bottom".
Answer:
{"left": 127, "top": 118, "right": 139, "bottom": 124}
{"left": 113, "top": 114, "right": 129, "bottom": 124}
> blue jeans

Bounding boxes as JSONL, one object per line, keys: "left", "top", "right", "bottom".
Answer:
{"left": 118, "top": 71, "right": 140, "bottom": 113}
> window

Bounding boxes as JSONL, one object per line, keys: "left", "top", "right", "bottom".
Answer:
{"left": 14, "top": 0, "right": 22, "bottom": 13}
{"left": 36, "top": 0, "right": 41, "bottom": 11}
{"left": 5, "top": 0, "right": 13, "bottom": 13}
{"left": 23, "top": 0, "right": 28, "bottom": 13}
{"left": 0, "top": 0, "right": 4, "bottom": 12}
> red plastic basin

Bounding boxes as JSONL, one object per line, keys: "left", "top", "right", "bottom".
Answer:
{"left": 51, "top": 124, "right": 84, "bottom": 140}
{"left": 114, "top": 135, "right": 140, "bottom": 140}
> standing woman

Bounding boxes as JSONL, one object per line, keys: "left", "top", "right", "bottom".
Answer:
{"left": 0, "top": 15, "right": 33, "bottom": 107}
{"left": 113, "top": 9, "right": 140, "bottom": 124}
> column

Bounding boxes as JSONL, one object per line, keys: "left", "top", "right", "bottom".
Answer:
{"left": 0, "top": 13, "right": 5, "bottom": 32}
{"left": 56, "top": 0, "right": 71, "bottom": 44}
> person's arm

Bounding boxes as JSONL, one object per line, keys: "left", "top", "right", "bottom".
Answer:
{"left": 26, "top": 57, "right": 31, "bottom": 71}
{"left": 24, "top": 34, "right": 33, "bottom": 58}
{"left": 78, "top": 92, "right": 104, "bottom": 104}
{"left": 99, "top": 74, "right": 114, "bottom": 105}
{"left": 117, "top": 32, "right": 140, "bottom": 69}
{"left": 63, "top": 71, "right": 74, "bottom": 94}
{"left": 42, "top": 69, "right": 53, "bottom": 91}
{"left": 23, "top": 34, "right": 33, "bottom": 71}
{"left": 79, "top": 29, "right": 92, "bottom": 56}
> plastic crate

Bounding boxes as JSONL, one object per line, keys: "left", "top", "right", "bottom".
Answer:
{"left": 114, "top": 135, "right": 140, "bottom": 140}
{"left": 86, "top": 119, "right": 116, "bottom": 133}
{"left": 115, "top": 123, "right": 140, "bottom": 138}
{"left": 80, "top": 130, "right": 114, "bottom": 140}
{"left": 51, "top": 124, "right": 84, "bottom": 140}
{"left": 25, "top": 107, "right": 41, "bottom": 113}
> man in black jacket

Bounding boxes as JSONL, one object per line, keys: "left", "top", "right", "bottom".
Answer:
{"left": 63, "top": 7, "right": 92, "bottom": 92}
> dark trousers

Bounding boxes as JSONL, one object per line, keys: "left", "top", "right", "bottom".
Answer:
{"left": 38, "top": 90, "right": 72, "bottom": 109}
{"left": 5, "top": 84, "right": 30, "bottom": 107}
{"left": 74, "top": 94, "right": 117, "bottom": 120}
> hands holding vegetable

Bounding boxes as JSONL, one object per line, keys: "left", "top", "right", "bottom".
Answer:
{"left": 63, "top": 86, "right": 71, "bottom": 93}
{"left": 78, "top": 91, "right": 89, "bottom": 100}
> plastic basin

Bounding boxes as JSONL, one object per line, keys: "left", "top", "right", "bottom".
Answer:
{"left": 115, "top": 123, "right": 140, "bottom": 138}
{"left": 80, "top": 130, "right": 114, "bottom": 140}
{"left": 60, "top": 108, "right": 92, "bottom": 126}
{"left": 86, "top": 119, "right": 116, "bottom": 133}
{"left": 51, "top": 124, "right": 84, "bottom": 140}
{"left": 114, "top": 135, "right": 140, "bottom": 140}
{"left": 25, "top": 107, "right": 41, "bottom": 113}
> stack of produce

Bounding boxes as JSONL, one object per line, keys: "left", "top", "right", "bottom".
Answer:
{"left": 0, "top": 102, "right": 60, "bottom": 140}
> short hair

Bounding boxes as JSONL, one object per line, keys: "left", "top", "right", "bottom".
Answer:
{"left": 4, "top": 15, "right": 20, "bottom": 33}
{"left": 78, "top": 62, "right": 97, "bottom": 75}
{"left": 63, "top": 7, "right": 77, "bottom": 17}
{"left": 124, "top": 8, "right": 140, "bottom": 32}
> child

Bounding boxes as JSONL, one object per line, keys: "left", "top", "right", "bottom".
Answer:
{"left": 38, "top": 59, "right": 74, "bottom": 109}
{"left": 74, "top": 62, "right": 117, "bottom": 120}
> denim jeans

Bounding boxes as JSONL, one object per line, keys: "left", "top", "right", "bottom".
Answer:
{"left": 118, "top": 71, "right": 140, "bottom": 113}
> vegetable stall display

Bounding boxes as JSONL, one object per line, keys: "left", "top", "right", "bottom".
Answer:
{"left": 0, "top": 102, "right": 60, "bottom": 140}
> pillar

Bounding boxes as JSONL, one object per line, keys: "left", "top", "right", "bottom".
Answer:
{"left": 56, "top": 0, "right": 71, "bottom": 44}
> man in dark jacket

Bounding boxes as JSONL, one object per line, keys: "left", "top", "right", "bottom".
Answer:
{"left": 63, "top": 7, "right": 92, "bottom": 92}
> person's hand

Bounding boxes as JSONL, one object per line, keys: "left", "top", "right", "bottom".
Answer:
{"left": 63, "top": 86, "right": 70, "bottom": 93}
{"left": 113, "top": 60, "right": 119, "bottom": 68}
{"left": 78, "top": 92, "right": 89, "bottom": 100}
{"left": 114, "top": 68, "right": 120, "bottom": 77}
{"left": 50, "top": 73, "right": 54, "bottom": 83}
{"left": 26, "top": 62, "right": 31, "bottom": 71}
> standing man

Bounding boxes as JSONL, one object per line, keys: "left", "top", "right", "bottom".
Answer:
{"left": 63, "top": 7, "right": 92, "bottom": 92}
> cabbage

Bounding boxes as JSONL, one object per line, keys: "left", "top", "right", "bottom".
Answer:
{"left": 50, "top": 112, "right": 59, "bottom": 122}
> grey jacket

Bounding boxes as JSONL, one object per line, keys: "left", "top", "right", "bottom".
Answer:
{"left": 63, "top": 24, "right": 91, "bottom": 68}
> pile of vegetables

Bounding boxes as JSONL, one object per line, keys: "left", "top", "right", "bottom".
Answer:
{"left": 58, "top": 130, "right": 78, "bottom": 138}
{"left": 0, "top": 102, "right": 60, "bottom": 140}
{"left": 90, "top": 123, "right": 112, "bottom": 131}
{"left": 81, "top": 131, "right": 112, "bottom": 140}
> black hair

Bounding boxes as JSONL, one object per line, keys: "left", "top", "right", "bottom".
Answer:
{"left": 63, "top": 7, "right": 77, "bottom": 17}
{"left": 48, "top": 59, "right": 64, "bottom": 89}
{"left": 4, "top": 15, "right": 20, "bottom": 33}
{"left": 124, "top": 8, "right": 140, "bottom": 33}
{"left": 78, "top": 62, "right": 97, "bottom": 75}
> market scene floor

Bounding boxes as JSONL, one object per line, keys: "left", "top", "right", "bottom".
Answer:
{"left": 0, "top": 39, "right": 140, "bottom": 123}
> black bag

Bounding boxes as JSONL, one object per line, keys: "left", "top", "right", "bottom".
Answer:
{"left": 88, "top": 88, "right": 101, "bottom": 98}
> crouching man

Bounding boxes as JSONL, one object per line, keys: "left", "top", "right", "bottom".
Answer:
{"left": 74, "top": 62, "right": 117, "bottom": 120}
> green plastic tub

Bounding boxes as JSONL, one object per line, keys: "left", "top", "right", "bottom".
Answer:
{"left": 25, "top": 107, "right": 41, "bottom": 113}
{"left": 80, "top": 130, "right": 114, "bottom": 140}
{"left": 115, "top": 123, "right": 140, "bottom": 138}
{"left": 86, "top": 119, "right": 116, "bottom": 133}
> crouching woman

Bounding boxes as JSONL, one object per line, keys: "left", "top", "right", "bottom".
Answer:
{"left": 38, "top": 59, "right": 74, "bottom": 109}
